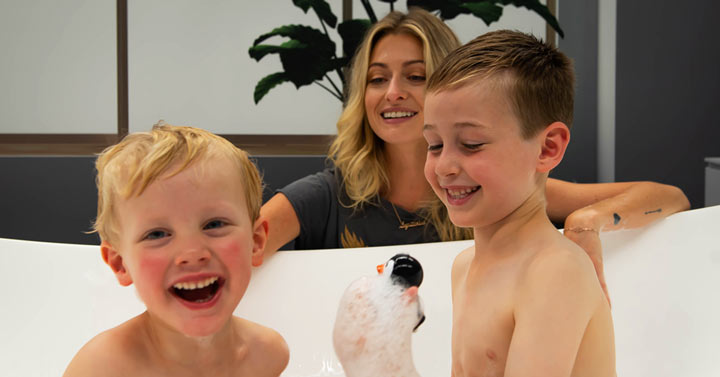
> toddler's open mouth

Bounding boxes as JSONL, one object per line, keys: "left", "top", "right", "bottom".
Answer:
{"left": 170, "top": 276, "right": 223, "bottom": 303}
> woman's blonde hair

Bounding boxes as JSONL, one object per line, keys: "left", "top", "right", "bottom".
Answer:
{"left": 93, "top": 123, "right": 263, "bottom": 245}
{"left": 329, "top": 8, "right": 471, "bottom": 241}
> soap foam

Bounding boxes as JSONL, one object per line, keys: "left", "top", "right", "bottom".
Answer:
{"left": 333, "top": 268, "right": 422, "bottom": 377}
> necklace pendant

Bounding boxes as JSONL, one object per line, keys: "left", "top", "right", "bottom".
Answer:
{"left": 391, "top": 202, "right": 426, "bottom": 230}
{"left": 399, "top": 221, "right": 426, "bottom": 230}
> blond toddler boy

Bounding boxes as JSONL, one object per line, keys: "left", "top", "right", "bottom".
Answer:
{"left": 64, "top": 124, "right": 289, "bottom": 377}
{"left": 423, "top": 31, "right": 616, "bottom": 376}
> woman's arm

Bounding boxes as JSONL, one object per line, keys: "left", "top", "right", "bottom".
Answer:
{"left": 259, "top": 193, "right": 301, "bottom": 258}
{"left": 545, "top": 179, "right": 690, "bottom": 304}
{"left": 545, "top": 179, "right": 690, "bottom": 228}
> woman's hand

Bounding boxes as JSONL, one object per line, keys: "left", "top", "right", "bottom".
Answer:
{"left": 563, "top": 227, "right": 610, "bottom": 307}
{"left": 546, "top": 178, "right": 690, "bottom": 308}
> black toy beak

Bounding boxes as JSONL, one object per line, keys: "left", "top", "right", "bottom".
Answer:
{"left": 413, "top": 313, "right": 426, "bottom": 332}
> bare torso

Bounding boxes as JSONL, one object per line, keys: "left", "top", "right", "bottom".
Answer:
{"left": 451, "top": 231, "right": 615, "bottom": 377}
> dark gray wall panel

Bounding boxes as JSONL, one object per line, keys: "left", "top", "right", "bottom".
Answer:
{"left": 0, "top": 156, "right": 327, "bottom": 245}
{"left": 0, "top": 157, "right": 99, "bottom": 245}
{"left": 253, "top": 156, "right": 328, "bottom": 203}
{"left": 556, "top": 0, "right": 599, "bottom": 183}
{"left": 616, "top": 1, "right": 720, "bottom": 208}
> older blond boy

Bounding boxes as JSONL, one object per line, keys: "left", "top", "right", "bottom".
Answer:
{"left": 423, "top": 31, "right": 615, "bottom": 376}
{"left": 64, "top": 124, "right": 288, "bottom": 377}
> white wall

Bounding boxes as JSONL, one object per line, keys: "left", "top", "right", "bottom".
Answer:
{"left": 1, "top": 1, "right": 547, "bottom": 135}
{"left": 0, "top": 0, "right": 116, "bottom": 134}
{"left": 128, "top": 0, "right": 343, "bottom": 135}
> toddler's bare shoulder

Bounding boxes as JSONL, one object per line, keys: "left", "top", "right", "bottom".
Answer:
{"left": 235, "top": 317, "right": 289, "bottom": 374}
{"left": 63, "top": 326, "right": 138, "bottom": 377}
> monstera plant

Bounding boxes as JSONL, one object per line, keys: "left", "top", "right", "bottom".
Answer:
{"left": 248, "top": 0, "right": 563, "bottom": 104}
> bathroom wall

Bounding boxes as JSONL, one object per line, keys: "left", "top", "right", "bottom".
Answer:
{"left": 615, "top": 0, "right": 720, "bottom": 208}
{"left": 0, "top": 155, "right": 327, "bottom": 245}
{"left": 0, "top": 1, "right": 548, "bottom": 136}
{"left": 2, "top": 1, "right": 719, "bottom": 245}
{"left": 0, "top": 0, "right": 116, "bottom": 134}
{"left": 554, "top": 0, "right": 599, "bottom": 184}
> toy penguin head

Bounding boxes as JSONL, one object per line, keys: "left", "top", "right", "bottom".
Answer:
{"left": 387, "top": 253, "right": 423, "bottom": 288}
{"left": 377, "top": 253, "right": 425, "bottom": 331}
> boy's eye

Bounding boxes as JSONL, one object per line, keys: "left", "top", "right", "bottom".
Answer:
{"left": 204, "top": 219, "right": 227, "bottom": 230}
{"left": 144, "top": 229, "right": 169, "bottom": 240}
{"left": 463, "top": 143, "right": 485, "bottom": 151}
{"left": 427, "top": 144, "right": 443, "bottom": 152}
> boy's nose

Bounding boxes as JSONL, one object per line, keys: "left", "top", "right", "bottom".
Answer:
{"left": 434, "top": 151, "right": 460, "bottom": 177}
{"left": 175, "top": 248, "right": 211, "bottom": 268}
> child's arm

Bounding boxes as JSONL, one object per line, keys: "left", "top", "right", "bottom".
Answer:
{"left": 504, "top": 249, "right": 603, "bottom": 377}
{"left": 546, "top": 179, "right": 689, "bottom": 303}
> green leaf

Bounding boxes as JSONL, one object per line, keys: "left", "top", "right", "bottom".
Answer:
{"left": 329, "top": 56, "right": 350, "bottom": 71}
{"left": 495, "top": 0, "right": 564, "bottom": 37}
{"left": 293, "top": 0, "right": 337, "bottom": 28}
{"left": 407, "top": 0, "right": 466, "bottom": 19}
{"left": 278, "top": 46, "right": 334, "bottom": 88}
{"left": 461, "top": 2, "right": 503, "bottom": 25}
{"left": 250, "top": 24, "right": 338, "bottom": 92}
{"left": 254, "top": 72, "right": 289, "bottom": 104}
{"left": 338, "top": 19, "right": 372, "bottom": 58}
{"left": 248, "top": 40, "right": 308, "bottom": 61}
{"left": 253, "top": 24, "right": 326, "bottom": 46}
{"left": 409, "top": 0, "right": 563, "bottom": 37}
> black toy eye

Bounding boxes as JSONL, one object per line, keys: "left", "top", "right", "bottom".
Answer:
{"left": 388, "top": 253, "right": 423, "bottom": 288}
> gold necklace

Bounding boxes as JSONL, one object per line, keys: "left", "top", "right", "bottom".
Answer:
{"left": 391, "top": 203, "right": 427, "bottom": 230}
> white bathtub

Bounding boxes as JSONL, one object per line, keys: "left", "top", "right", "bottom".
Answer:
{"left": 1, "top": 205, "right": 719, "bottom": 376}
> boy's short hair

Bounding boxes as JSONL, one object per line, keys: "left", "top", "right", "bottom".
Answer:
{"left": 427, "top": 30, "right": 574, "bottom": 139}
{"left": 93, "top": 123, "right": 263, "bottom": 244}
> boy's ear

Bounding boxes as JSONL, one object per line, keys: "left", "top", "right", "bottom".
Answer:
{"left": 100, "top": 241, "right": 133, "bottom": 286}
{"left": 536, "top": 121, "right": 570, "bottom": 173}
{"left": 251, "top": 216, "right": 269, "bottom": 267}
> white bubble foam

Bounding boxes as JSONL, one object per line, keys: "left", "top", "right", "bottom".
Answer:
{"left": 332, "top": 268, "right": 422, "bottom": 377}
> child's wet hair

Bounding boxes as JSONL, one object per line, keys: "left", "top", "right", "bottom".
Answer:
{"left": 427, "top": 30, "right": 575, "bottom": 139}
{"left": 92, "top": 122, "right": 263, "bottom": 244}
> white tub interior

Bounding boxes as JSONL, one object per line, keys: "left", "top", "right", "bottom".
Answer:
{"left": 1, "top": 206, "right": 719, "bottom": 376}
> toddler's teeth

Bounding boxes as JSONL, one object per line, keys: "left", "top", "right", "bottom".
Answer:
{"left": 173, "top": 276, "right": 219, "bottom": 290}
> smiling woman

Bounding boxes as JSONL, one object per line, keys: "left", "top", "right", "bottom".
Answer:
{"left": 365, "top": 33, "right": 426, "bottom": 147}
{"left": 261, "top": 9, "right": 466, "bottom": 252}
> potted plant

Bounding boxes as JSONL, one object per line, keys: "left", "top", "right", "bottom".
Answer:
{"left": 249, "top": 0, "right": 563, "bottom": 104}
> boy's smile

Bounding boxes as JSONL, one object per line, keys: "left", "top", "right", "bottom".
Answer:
{"left": 444, "top": 185, "right": 482, "bottom": 205}
{"left": 104, "top": 157, "right": 266, "bottom": 337}
{"left": 170, "top": 274, "right": 223, "bottom": 308}
{"left": 423, "top": 77, "right": 542, "bottom": 229}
